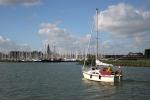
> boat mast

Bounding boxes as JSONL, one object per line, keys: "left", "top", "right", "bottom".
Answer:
{"left": 96, "top": 8, "right": 99, "bottom": 60}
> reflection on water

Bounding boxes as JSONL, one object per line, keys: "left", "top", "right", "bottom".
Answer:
{"left": 82, "top": 78, "right": 121, "bottom": 100}
{"left": 82, "top": 78, "right": 116, "bottom": 86}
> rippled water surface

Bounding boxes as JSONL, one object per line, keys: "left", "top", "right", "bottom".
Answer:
{"left": 0, "top": 62, "right": 150, "bottom": 100}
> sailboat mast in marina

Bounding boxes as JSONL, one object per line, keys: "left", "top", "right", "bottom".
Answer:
{"left": 82, "top": 8, "right": 122, "bottom": 82}
{"left": 96, "top": 8, "right": 99, "bottom": 62}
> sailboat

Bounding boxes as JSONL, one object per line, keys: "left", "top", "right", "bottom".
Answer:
{"left": 82, "top": 9, "right": 122, "bottom": 82}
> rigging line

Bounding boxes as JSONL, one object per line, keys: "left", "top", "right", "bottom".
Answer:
{"left": 83, "top": 24, "right": 93, "bottom": 69}
{"left": 96, "top": 8, "right": 99, "bottom": 61}
{"left": 83, "top": 33, "right": 92, "bottom": 70}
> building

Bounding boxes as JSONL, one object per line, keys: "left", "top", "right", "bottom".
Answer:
{"left": 0, "top": 52, "right": 9, "bottom": 61}
{"left": 31, "top": 51, "right": 43, "bottom": 61}
{"left": 9, "top": 51, "right": 43, "bottom": 61}
{"left": 144, "top": 49, "right": 150, "bottom": 59}
{"left": 47, "top": 44, "right": 51, "bottom": 60}
{"left": 122, "top": 52, "right": 144, "bottom": 60}
{"left": 104, "top": 55, "right": 124, "bottom": 59}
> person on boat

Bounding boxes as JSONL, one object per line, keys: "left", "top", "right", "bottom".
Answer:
{"left": 100, "top": 66, "right": 112, "bottom": 75}
{"left": 118, "top": 65, "right": 122, "bottom": 75}
{"left": 107, "top": 66, "right": 112, "bottom": 72}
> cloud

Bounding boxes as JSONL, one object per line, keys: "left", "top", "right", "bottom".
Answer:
{"left": 98, "top": 3, "right": 150, "bottom": 37}
{"left": 0, "top": 35, "right": 31, "bottom": 53}
{"left": 0, "top": 35, "right": 11, "bottom": 44}
{"left": 0, "top": 0, "right": 41, "bottom": 6}
{"left": 38, "top": 23, "right": 92, "bottom": 53}
{"left": 134, "top": 31, "right": 150, "bottom": 50}
{"left": 38, "top": 3, "right": 150, "bottom": 54}
{"left": 96, "top": 3, "right": 150, "bottom": 54}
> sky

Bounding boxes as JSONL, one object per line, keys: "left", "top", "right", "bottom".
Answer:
{"left": 0, "top": 0, "right": 150, "bottom": 54}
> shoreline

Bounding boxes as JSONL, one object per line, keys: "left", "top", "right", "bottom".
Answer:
{"left": 1, "top": 59, "right": 150, "bottom": 67}
{"left": 79, "top": 59, "right": 150, "bottom": 67}
{"left": 0, "top": 60, "right": 79, "bottom": 63}
{"left": 103, "top": 59, "right": 150, "bottom": 67}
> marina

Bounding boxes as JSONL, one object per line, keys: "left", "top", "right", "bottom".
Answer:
{"left": 0, "top": 0, "right": 150, "bottom": 100}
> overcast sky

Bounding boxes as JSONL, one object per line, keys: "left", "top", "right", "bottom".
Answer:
{"left": 0, "top": 0, "right": 150, "bottom": 54}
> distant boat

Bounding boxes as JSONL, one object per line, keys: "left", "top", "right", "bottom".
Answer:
{"left": 82, "top": 9, "right": 122, "bottom": 82}
{"left": 63, "top": 58, "right": 77, "bottom": 62}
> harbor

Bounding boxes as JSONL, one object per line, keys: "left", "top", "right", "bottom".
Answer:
{"left": 0, "top": 0, "right": 150, "bottom": 100}
{"left": 0, "top": 48, "right": 150, "bottom": 67}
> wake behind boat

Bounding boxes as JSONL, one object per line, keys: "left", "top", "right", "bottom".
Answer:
{"left": 82, "top": 9, "right": 122, "bottom": 83}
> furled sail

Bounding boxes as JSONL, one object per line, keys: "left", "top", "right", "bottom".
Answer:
{"left": 96, "top": 59, "right": 113, "bottom": 66}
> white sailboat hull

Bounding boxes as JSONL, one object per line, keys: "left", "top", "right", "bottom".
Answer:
{"left": 83, "top": 71, "right": 122, "bottom": 82}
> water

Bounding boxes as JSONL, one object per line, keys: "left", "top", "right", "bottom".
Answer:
{"left": 0, "top": 62, "right": 150, "bottom": 100}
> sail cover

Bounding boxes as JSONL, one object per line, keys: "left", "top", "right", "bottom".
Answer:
{"left": 96, "top": 59, "right": 113, "bottom": 66}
